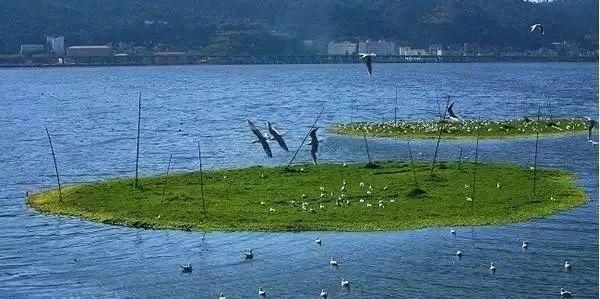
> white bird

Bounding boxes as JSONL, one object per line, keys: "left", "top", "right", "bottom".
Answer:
{"left": 219, "top": 293, "right": 227, "bottom": 299}
{"left": 446, "top": 101, "right": 462, "bottom": 122}
{"left": 266, "top": 121, "right": 289, "bottom": 151}
{"left": 320, "top": 186, "right": 325, "bottom": 191}
{"left": 359, "top": 182, "right": 365, "bottom": 187}
{"left": 315, "top": 237, "right": 322, "bottom": 245}
{"left": 450, "top": 228, "right": 456, "bottom": 235}
{"left": 456, "top": 250, "right": 463, "bottom": 257}
{"left": 247, "top": 120, "right": 272, "bottom": 158}
{"left": 564, "top": 261, "right": 572, "bottom": 270}
{"left": 261, "top": 201, "right": 266, "bottom": 205}
{"left": 329, "top": 257, "right": 338, "bottom": 266}
{"left": 341, "top": 279, "right": 351, "bottom": 287}
{"left": 490, "top": 262, "right": 496, "bottom": 272}
{"left": 359, "top": 53, "right": 376, "bottom": 76}
{"left": 560, "top": 288, "right": 572, "bottom": 297}
{"left": 258, "top": 286, "right": 266, "bottom": 297}
{"left": 366, "top": 203, "right": 372, "bottom": 207}
{"left": 319, "top": 203, "right": 325, "bottom": 209}
{"left": 359, "top": 199, "right": 365, "bottom": 203}
{"left": 320, "top": 289, "right": 328, "bottom": 298}
{"left": 522, "top": 241, "right": 528, "bottom": 249}
{"left": 269, "top": 207, "right": 276, "bottom": 212}
{"left": 378, "top": 202, "right": 385, "bottom": 208}
{"left": 496, "top": 182, "right": 501, "bottom": 189}
{"left": 244, "top": 249, "right": 254, "bottom": 260}
{"left": 309, "top": 127, "right": 320, "bottom": 165}
{"left": 180, "top": 263, "right": 192, "bottom": 273}
{"left": 530, "top": 23, "right": 544, "bottom": 35}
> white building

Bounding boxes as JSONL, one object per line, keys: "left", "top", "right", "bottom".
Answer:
{"left": 399, "top": 46, "right": 428, "bottom": 56}
{"left": 46, "top": 36, "right": 65, "bottom": 56}
{"left": 327, "top": 41, "right": 357, "bottom": 55}
{"left": 429, "top": 44, "right": 444, "bottom": 56}
{"left": 358, "top": 40, "right": 395, "bottom": 56}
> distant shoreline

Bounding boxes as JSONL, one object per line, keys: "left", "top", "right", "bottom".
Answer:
{"left": 1, "top": 54, "right": 596, "bottom": 69}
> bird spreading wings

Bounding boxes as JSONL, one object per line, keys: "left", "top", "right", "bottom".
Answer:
{"left": 266, "top": 121, "right": 289, "bottom": 152}
{"left": 247, "top": 120, "right": 272, "bottom": 158}
{"left": 359, "top": 53, "right": 376, "bottom": 76}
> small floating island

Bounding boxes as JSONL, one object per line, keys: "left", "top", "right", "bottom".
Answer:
{"left": 28, "top": 162, "right": 586, "bottom": 231}
{"left": 331, "top": 118, "right": 589, "bottom": 139}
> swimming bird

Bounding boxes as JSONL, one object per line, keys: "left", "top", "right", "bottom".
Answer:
{"left": 315, "top": 237, "right": 322, "bottom": 245}
{"left": 320, "top": 289, "right": 328, "bottom": 298}
{"left": 309, "top": 127, "right": 320, "bottom": 165}
{"left": 244, "top": 249, "right": 254, "bottom": 260}
{"left": 564, "top": 261, "right": 572, "bottom": 270}
{"left": 530, "top": 23, "right": 544, "bottom": 35}
{"left": 219, "top": 293, "right": 227, "bottom": 299}
{"left": 267, "top": 121, "right": 289, "bottom": 152}
{"left": 560, "top": 288, "right": 572, "bottom": 297}
{"left": 341, "top": 279, "right": 351, "bottom": 287}
{"left": 359, "top": 53, "right": 376, "bottom": 76}
{"left": 180, "top": 263, "right": 192, "bottom": 273}
{"left": 450, "top": 228, "right": 456, "bottom": 235}
{"left": 258, "top": 286, "right": 266, "bottom": 296}
{"left": 522, "top": 241, "right": 528, "bottom": 249}
{"left": 490, "top": 262, "right": 496, "bottom": 272}
{"left": 247, "top": 120, "right": 272, "bottom": 158}
{"left": 330, "top": 257, "right": 338, "bottom": 266}
{"left": 456, "top": 250, "right": 463, "bottom": 257}
{"left": 446, "top": 101, "right": 462, "bottom": 122}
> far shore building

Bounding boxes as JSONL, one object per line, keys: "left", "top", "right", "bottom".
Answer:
{"left": 398, "top": 46, "right": 428, "bottom": 56}
{"left": 67, "top": 45, "right": 113, "bottom": 57}
{"left": 20, "top": 44, "right": 46, "bottom": 57}
{"left": 429, "top": 44, "right": 444, "bottom": 56}
{"left": 327, "top": 41, "right": 357, "bottom": 55}
{"left": 359, "top": 40, "right": 395, "bottom": 56}
{"left": 46, "top": 36, "right": 65, "bottom": 56}
{"left": 154, "top": 51, "right": 188, "bottom": 64}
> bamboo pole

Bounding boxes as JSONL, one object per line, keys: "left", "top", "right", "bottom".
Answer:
{"left": 407, "top": 140, "right": 419, "bottom": 189}
{"left": 287, "top": 107, "right": 325, "bottom": 167}
{"left": 470, "top": 118, "right": 481, "bottom": 211}
{"left": 134, "top": 92, "right": 142, "bottom": 188}
{"left": 394, "top": 85, "right": 398, "bottom": 125}
{"left": 533, "top": 105, "right": 541, "bottom": 197}
{"left": 45, "top": 127, "right": 62, "bottom": 201}
{"left": 363, "top": 133, "right": 372, "bottom": 164}
{"left": 430, "top": 96, "right": 451, "bottom": 175}
{"left": 198, "top": 142, "right": 207, "bottom": 218}
{"left": 161, "top": 154, "right": 172, "bottom": 203}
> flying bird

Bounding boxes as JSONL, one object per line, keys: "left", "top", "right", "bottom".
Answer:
{"left": 267, "top": 121, "right": 289, "bottom": 151}
{"left": 309, "top": 127, "right": 320, "bottom": 165}
{"left": 530, "top": 23, "right": 544, "bottom": 35}
{"left": 446, "top": 101, "right": 462, "bottom": 122}
{"left": 586, "top": 117, "right": 596, "bottom": 141}
{"left": 359, "top": 53, "right": 376, "bottom": 76}
{"left": 247, "top": 120, "right": 272, "bottom": 158}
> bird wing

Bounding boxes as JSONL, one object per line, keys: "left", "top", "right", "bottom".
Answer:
{"left": 268, "top": 123, "right": 289, "bottom": 151}
{"left": 365, "top": 57, "right": 372, "bottom": 76}
{"left": 259, "top": 139, "right": 272, "bottom": 157}
{"left": 447, "top": 101, "right": 460, "bottom": 119}
{"left": 248, "top": 120, "right": 264, "bottom": 140}
{"left": 248, "top": 120, "right": 272, "bottom": 157}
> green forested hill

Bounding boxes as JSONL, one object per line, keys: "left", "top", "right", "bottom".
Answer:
{"left": 1, "top": 0, "right": 597, "bottom": 54}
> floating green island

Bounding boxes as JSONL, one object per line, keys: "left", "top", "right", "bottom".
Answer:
{"left": 331, "top": 118, "right": 590, "bottom": 139}
{"left": 28, "top": 162, "right": 587, "bottom": 231}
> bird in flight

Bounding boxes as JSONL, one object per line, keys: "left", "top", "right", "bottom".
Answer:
{"left": 266, "top": 121, "right": 289, "bottom": 152}
{"left": 530, "top": 23, "right": 544, "bottom": 35}
{"left": 247, "top": 120, "right": 272, "bottom": 158}
{"left": 359, "top": 53, "right": 376, "bottom": 76}
{"left": 446, "top": 101, "right": 462, "bottom": 122}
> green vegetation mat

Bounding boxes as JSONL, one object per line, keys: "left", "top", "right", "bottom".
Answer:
{"left": 28, "top": 162, "right": 587, "bottom": 231}
{"left": 331, "top": 118, "right": 589, "bottom": 139}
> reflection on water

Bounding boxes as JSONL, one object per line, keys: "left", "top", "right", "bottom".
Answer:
{"left": 0, "top": 63, "right": 597, "bottom": 297}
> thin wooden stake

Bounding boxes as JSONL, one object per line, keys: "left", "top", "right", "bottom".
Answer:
{"left": 287, "top": 107, "right": 325, "bottom": 167}
{"left": 471, "top": 118, "right": 481, "bottom": 211}
{"left": 533, "top": 105, "right": 541, "bottom": 197}
{"left": 394, "top": 85, "right": 398, "bottom": 125}
{"left": 134, "top": 92, "right": 142, "bottom": 188}
{"left": 45, "top": 127, "right": 62, "bottom": 201}
{"left": 431, "top": 96, "right": 451, "bottom": 175}
{"left": 407, "top": 140, "right": 419, "bottom": 188}
{"left": 161, "top": 154, "right": 172, "bottom": 203}
{"left": 458, "top": 147, "right": 463, "bottom": 170}
{"left": 198, "top": 142, "right": 207, "bottom": 218}
{"left": 363, "top": 133, "right": 372, "bottom": 164}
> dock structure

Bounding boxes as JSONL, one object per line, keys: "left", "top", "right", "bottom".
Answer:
{"left": 0, "top": 54, "right": 596, "bottom": 67}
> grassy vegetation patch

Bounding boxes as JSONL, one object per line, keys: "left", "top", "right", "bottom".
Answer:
{"left": 331, "top": 118, "right": 589, "bottom": 139}
{"left": 28, "top": 162, "right": 587, "bottom": 231}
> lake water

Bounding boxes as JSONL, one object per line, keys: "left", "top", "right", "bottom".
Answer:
{"left": 0, "top": 63, "right": 598, "bottom": 298}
